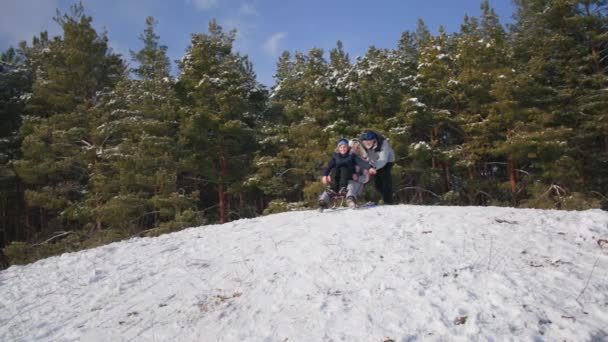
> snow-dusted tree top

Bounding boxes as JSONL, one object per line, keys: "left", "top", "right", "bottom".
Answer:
{"left": 1, "top": 205, "right": 607, "bottom": 340}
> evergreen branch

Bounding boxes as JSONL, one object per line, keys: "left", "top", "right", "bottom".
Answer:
{"left": 484, "top": 162, "right": 529, "bottom": 175}
{"left": 0, "top": 60, "right": 16, "bottom": 67}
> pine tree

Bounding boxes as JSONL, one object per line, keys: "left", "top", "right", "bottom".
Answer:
{"left": 176, "top": 20, "right": 264, "bottom": 223}
{"left": 250, "top": 50, "right": 303, "bottom": 205}
{"left": 563, "top": 1, "right": 608, "bottom": 196}
{"left": 0, "top": 48, "right": 30, "bottom": 175}
{"left": 451, "top": 1, "right": 516, "bottom": 204}
{"left": 350, "top": 46, "right": 405, "bottom": 126}
{"left": 507, "top": 0, "right": 605, "bottom": 206}
{"left": 84, "top": 16, "right": 199, "bottom": 233}
{"left": 398, "top": 26, "right": 458, "bottom": 199}
{"left": 0, "top": 47, "right": 32, "bottom": 245}
{"left": 14, "top": 3, "right": 124, "bottom": 239}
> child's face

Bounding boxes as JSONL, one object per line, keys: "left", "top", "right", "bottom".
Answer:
{"left": 338, "top": 144, "right": 349, "bottom": 154}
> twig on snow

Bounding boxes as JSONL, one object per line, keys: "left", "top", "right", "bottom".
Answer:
{"left": 576, "top": 255, "right": 600, "bottom": 304}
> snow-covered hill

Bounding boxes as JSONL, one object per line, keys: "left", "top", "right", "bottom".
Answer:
{"left": 1, "top": 205, "right": 608, "bottom": 341}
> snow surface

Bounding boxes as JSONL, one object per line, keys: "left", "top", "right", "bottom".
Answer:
{"left": 1, "top": 205, "right": 608, "bottom": 341}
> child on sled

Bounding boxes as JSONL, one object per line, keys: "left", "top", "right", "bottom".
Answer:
{"left": 318, "top": 138, "right": 370, "bottom": 209}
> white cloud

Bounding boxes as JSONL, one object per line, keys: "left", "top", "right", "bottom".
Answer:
{"left": 188, "top": 0, "right": 218, "bottom": 10}
{"left": 0, "top": 0, "right": 60, "bottom": 47}
{"left": 238, "top": 3, "right": 258, "bottom": 16}
{"left": 263, "top": 32, "right": 287, "bottom": 55}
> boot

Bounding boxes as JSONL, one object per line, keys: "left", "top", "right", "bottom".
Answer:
{"left": 318, "top": 199, "right": 329, "bottom": 210}
{"left": 346, "top": 196, "right": 356, "bottom": 208}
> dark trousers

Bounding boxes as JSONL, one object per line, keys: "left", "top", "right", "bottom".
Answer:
{"left": 374, "top": 162, "right": 394, "bottom": 204}
{"left": 331, "top": 166, "right": 353, "bottom": 192}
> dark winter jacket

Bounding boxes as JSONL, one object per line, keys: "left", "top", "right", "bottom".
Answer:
{"left": 323, "top": 152, "right": 369, "bottom": 176}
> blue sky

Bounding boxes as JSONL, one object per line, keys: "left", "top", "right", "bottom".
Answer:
{"left": 0, "top": 0, "right": 516, "bottom": 87}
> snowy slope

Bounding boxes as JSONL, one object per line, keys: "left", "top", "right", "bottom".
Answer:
{"left": 1, "top": 205, "right": 608, "bottom": 341}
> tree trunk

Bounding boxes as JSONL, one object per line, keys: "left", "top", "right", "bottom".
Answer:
{"left": 24, "top": 205, "right": 31, "bottom": 242}
{"left": 14, "top": 178, "right": 26, "bottom": 243}
{"left": 239, "top": 193, "right": 245, "bottom": 214}
{"left": 218, "top": 144, "right": 228, "bottom": 224}
{"left": 506, "top": 129, "right": 518, "bottom": 204}
{"left": 0, "top": 197, "right": 6, "bottom": 248}
{"left": 40, "top": 207, "right": 46, "bottom": 234}
{"left": 441, "top": 161, "right": 451, "bottom": 193}
{"left": 0, "top": 248, "right": 9, "bottom": 270}
{"left": 431, "top": 127, "right": 438, "bottom": 169}
{"left": 506, "top": 154, "right": 518, "bottom": 206}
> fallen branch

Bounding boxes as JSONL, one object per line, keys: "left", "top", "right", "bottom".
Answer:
{"left": 34, "top": 231, "right": 74, "bottom": 246}
{"left": 541, "top": 184, "right": 568, "bottom": 199}
{"left": 476, "top": 190, "right": 494, "bottom": 201}
{"left": 590, "top": 191, "right": 608, "bottom": 201}
{"left": 131, "top": 227, "right": 159, "bottom": 238}
{"left": 399, "top": 186, "right": 442, "bottom": 199}
{"left": 130, "top": 211, "right": 161, "bottom": 223}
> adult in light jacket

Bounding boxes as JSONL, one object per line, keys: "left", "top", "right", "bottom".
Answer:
{"left": 360, "top": 130, "right": 396, "bottom": 204}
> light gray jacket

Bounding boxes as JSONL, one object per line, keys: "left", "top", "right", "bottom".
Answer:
{"left": 365, "top": 138, "right": 395, "bottom": 170}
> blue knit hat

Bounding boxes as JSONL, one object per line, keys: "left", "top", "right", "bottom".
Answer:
{"left": 336, "top": 138, "right": 349, "bottom": 147}
{"left": 360, "top": 131, "right": 378, "bottom": 141}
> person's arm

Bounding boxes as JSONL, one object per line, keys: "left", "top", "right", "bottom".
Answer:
{"left": 322, "top": 157, "right": 336, "bottom": 176}
{"left": 353, "top": 155, "right": 370, "bottom": 170}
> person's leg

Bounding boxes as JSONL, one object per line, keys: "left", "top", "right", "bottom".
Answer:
{"left": 330, "top": 169, "right": 339, "bottom": 192}
{"left": 318, "top": 190, "right": 330, "bottom": 208}
{"left": 376, "top": 163, "right": 394, "bottom": 204}
{"left": 346, "top": 180, "right": 363, "bottom": 208}
{"left": 374, "top": 171, "right": 383, "bottom": 199}
{"left": 346, "top": 180, "right": 362, "bottom": 198}
{"left": 319, "top": 190, "right": 330, "bottom": 203}
{"left": 338, "top": 166, "right": 352, "bottom": 192}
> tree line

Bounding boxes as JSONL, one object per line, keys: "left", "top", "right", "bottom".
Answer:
{"left": 1, "top": 0, "right": 607, "bottom": 264}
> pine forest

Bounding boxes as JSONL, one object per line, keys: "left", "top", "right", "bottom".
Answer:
{"left": 1, "top": 0, "right": 607, "bottom": 265}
